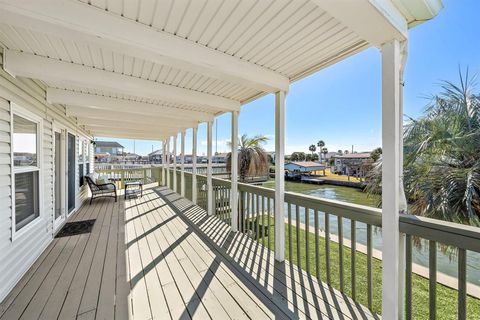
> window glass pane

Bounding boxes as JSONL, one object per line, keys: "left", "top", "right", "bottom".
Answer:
{"left": 13, "top": 114, "right": 37, "bottom": 167}
{"left": 78, "top": 140, "right": 84, "bottom": 163}
{"left": 15, "top": 171, "right": 39, "bottom": 231}
{"left": 79, "top": 163, "right": 84, "bottom": 187}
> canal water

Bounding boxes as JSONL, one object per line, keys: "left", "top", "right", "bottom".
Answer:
{"left": 263, "top": 180, "right": 480, "bottom": 286}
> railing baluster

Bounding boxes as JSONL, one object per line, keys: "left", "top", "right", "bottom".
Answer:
{"left": 267, "top": 197, "right": 271, "bottom": 249}
{"left": 247, "top": 192, "right": 251, "bottom": 235}
{"left": 296, "top": 205, "right": 301, "bottom": 266}
{"left": 406, "top": 234, "right": 412, "bottom": 319}
{"left": 272, "top": 198, "right": 276, "bottom": 252}
{"left": 251, "top": 193, "right": 255, "bottom": 238}
{"left": 261, "top": 195, "right": 265, "bottom": 246}
{"left": 325, "top": 212, "right": 331, "bottom": 285}
{"left": 338, "top": 216, "right": 344, "bottom": 293}
{"left": 314, "top": 209, "right": 320, "bottom": 280}
{"left": 367, "top": 224, "right": 373, "bottom": 310}
{"left": 256, "top": 194, "right": 260, "bottom": 241}
{"left": 288, "top": 203, "right": 292, "bottom": 262}
{"left": 458, "top": 248, "right": 467, "bottom": 320}
{"left": 429, "top": 240, "right": 437, "bottom": 320}
{"left": 238, "top": 190, "right": 245, "bottom": 232}
{"left": 305, "top": 207, "right": 310, "bottom": 274}
{"left": 214, "top": 185, "right": 217, "bottom": 217}
{"left": 351, "top": 220, "right": 356, "bottom": 300}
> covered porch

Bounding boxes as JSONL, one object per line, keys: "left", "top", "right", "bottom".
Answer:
{"left": 0, "top": 1, "right": 462, "bottom": 319}
{"left": 0, "top": 184, "right": 376, "bottom": 320}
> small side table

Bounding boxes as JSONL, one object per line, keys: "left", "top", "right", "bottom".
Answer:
{"left": 125, "top": 181, "right": 143, "bottom": 199}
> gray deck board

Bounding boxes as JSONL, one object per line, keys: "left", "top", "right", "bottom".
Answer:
{"left": 0, "top": 184, "right": 379, "bottom": 320}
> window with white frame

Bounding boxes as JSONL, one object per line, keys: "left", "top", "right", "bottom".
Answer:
{"left": 11, "top": 105, "right": 42, "bottom": 234}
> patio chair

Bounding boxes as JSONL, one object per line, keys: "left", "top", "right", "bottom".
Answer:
{"left": 85, "top": 175, "right": 117, "bottom": 205}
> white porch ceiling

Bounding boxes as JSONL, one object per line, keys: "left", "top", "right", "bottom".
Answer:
{"left": 0, "top": 0, "right": 441, "bottom": 140}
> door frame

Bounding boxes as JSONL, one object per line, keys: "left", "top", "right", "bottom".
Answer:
{"left": 53, "top": 123, "right": 67, "bottom": 232}
{"left": 66, "top": 130, "right": 77, "bottom": 217}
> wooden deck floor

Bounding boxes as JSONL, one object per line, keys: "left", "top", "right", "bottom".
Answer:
{"left": 0, "top": 185, "right": 379, "bottom": 320}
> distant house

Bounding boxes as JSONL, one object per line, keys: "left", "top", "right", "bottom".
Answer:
{"left": 212, "top": 152, "right": 228, "bottom": 163}
{"left": 333, "top": 152, "right": 372, "bottom": 176}
{"left": 285, "top": 161, "right": 325, "bottom": 178}
{"left": 324, "top": 152, "right": 341, "bottom": 160}
{"left": 124, "top": 152, "right": 141, "bottom": 161}
{"left": 94, "top": 141, "right": 124, "bottom": 156}
{"left": 148, "top": 149, "right": 163, "bottom": 163}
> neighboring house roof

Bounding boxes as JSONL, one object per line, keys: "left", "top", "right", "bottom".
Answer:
{"left": 148, "top": 149, "right": 163, "bottom": 156}
{"left": 334, "top": 152, "right": 371, "bottom": 159}
{"left": 125, "top": 153, "right": 140, "bottom": 158}
{"left": 213, "top": 153, "right": 228, "bottom": 157}
{"left": 95, "top": 141, "right": 124, "bottom": 148}
{"left": 286, "top": 161, "right": 325, "bottom": 169}
{"left": 95, "top": 152, "right": 110, "bottom": 157}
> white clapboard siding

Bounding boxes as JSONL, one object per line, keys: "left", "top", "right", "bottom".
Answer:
{"left": 0, "top": 50, "right": 93, "bottom": 302}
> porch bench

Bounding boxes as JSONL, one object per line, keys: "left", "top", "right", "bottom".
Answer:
{"left": 85, "top": 175, "right": 117, "bottom": 204}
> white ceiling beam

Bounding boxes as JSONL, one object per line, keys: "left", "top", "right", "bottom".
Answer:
{"left": 83, "top": 120, "right": 191, "bottom": 132}
{"left": 47, "top": 88, "right": 214, "bottom": 123}
{"left": 311, "top": 0, "right": 408, "bottom": 46}
{"left": 4, "top": 50, "right": 240, "bottom": 112}
{"left": 0, "top": 0, "right": 289, "bottom": 93}
{"left": 90, "top": 130, "right": 172, "bottom": 141}
{"left": 85, "top": 126, "right": 179, "bottom": 137}
{"left": 67, "top": 107, "right": 196, "bottom": 127}
{"left": 85, "top": 125, "right": 177, "bottom": 136}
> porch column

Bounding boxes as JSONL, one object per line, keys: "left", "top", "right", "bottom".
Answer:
{"left": 275, "top": 90, "right": 286, "bottom": 262}
{"left": 381, "top": 38, "right": 404, "bottom": 320}
{"left": 166, "top": 137, "right": 170, "bottom": 189}
{"left": 207, "top": 120, "right": 213, "bottom": 215}
{"left": 192, "top": 126, "right": 198, "bottom": 204}
{"left": 230, "top": 111, "right": 239, "bottom": 232}
{"left": 173, "top": 134, "right": 177, "bottom": 192}
{"left": 162, "top": 139, "right": 166, "bottom": 186}
{"left": 180, "top": 130, "right": 186, "bottom": 197}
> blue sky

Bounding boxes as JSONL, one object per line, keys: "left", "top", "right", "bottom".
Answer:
{"left": 98, "top": 0, "right": 479, "bottom": 156}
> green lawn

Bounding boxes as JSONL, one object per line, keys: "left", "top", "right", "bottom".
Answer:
{"left": 249, "top": 217, "right": 480, "bottom": 319}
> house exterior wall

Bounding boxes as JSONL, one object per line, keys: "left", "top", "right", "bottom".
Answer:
{"left": 0, "top": 50, "right": 93, "bottom": 302}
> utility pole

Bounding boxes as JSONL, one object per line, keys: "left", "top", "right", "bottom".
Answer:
{"left": 215, "top": 118, "right": 218, "bottom": 155}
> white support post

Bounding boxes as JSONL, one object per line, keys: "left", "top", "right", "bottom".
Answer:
{"left": 180, "top": 130, "right": 186, "bottom": 197}
{"left": 173, "top": 134, "right": 177, "bottom": 192}
{"left": 166, "top": 137, "right": 170, "bottom": 189}
{"left": 162, "top": 139, "right": 166, "bottom": 186}
{"left": 398, "top": 40, "right": 408, "bottom": 320}
{"left": 230, "top": 111, "right": 239, "bottom": 232}
{"left": 275, "top": 91, "right": 286, "bottom": 262}
{"left": 207, "top": 120, "right": 213, "bottom": 215}
{"left": 192, "top": 126, "right": 198, "bottom": 204}
{"left": 381, "top": 38, "right": 403, "bottom": 320}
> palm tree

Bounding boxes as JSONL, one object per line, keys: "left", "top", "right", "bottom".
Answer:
{"left": 366, "top": 70, "right": 480, "bottom": 225}
{"left": 308, "top": 144, "right": 316, "bottom": 155}
{"left": 322, "top": 147, "right": 328, "bottom": 159}
{"left": 317, "top": 140, "right": 325, "bottom": 161}
{"left": 227, "top": 134, "right": 269, "bottom": 182}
